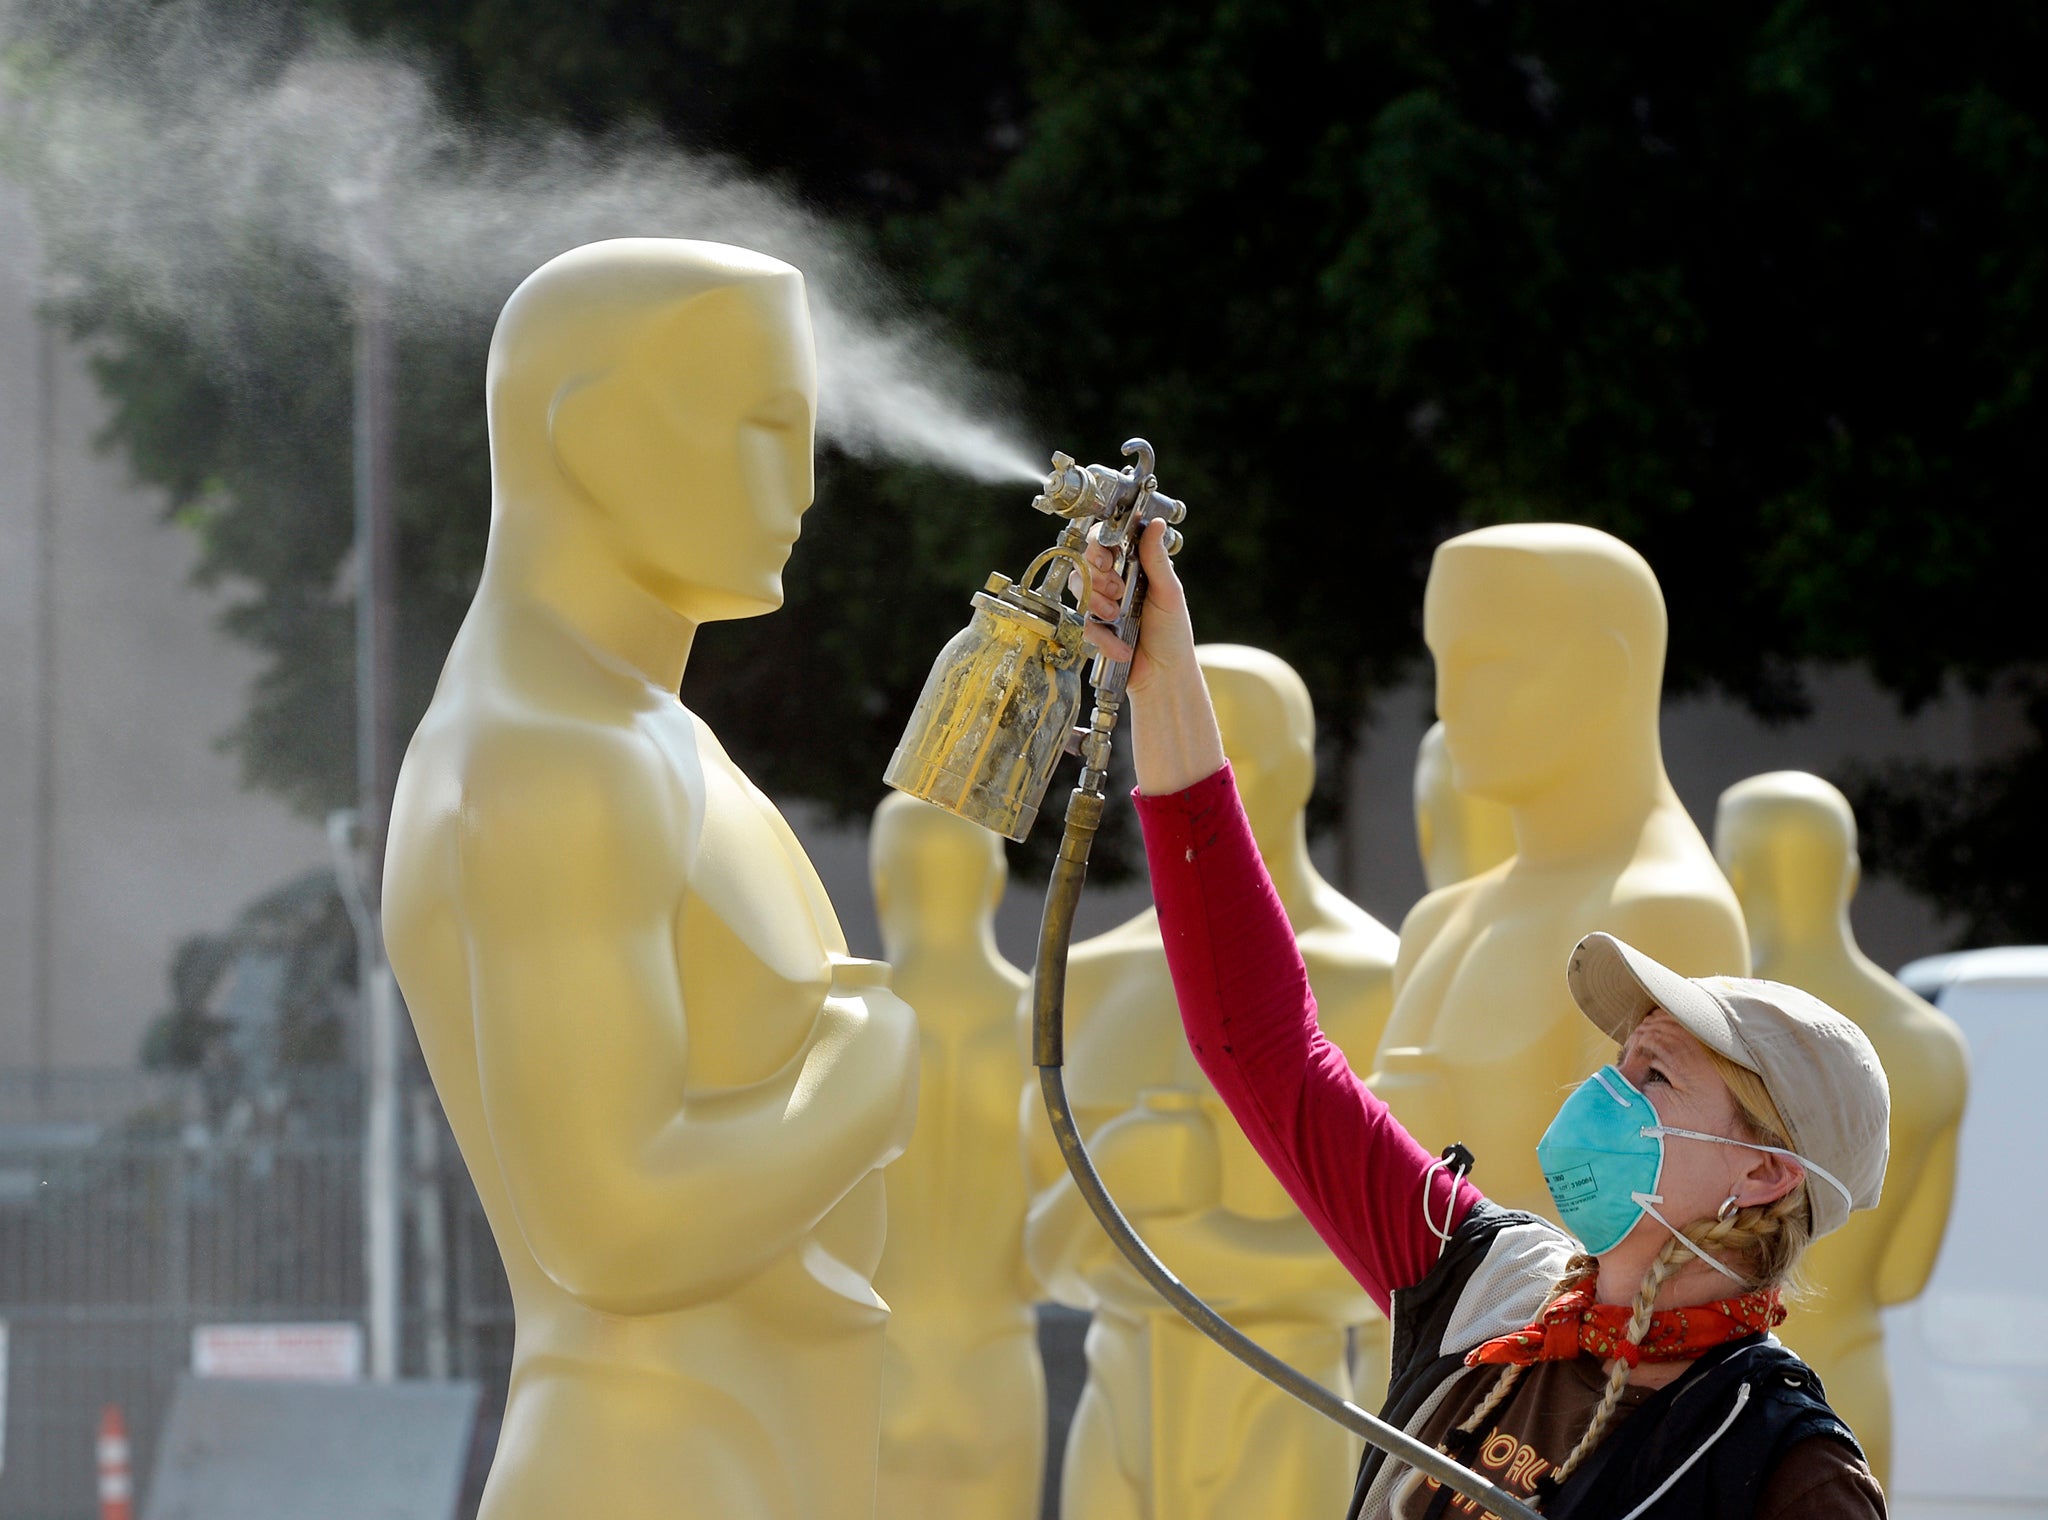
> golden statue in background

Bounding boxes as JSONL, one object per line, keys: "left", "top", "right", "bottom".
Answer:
{"left": 1716, "top": 770, "right": 1968, "bottom": 1485}
{"left": 1372, "top": 525, "right": 1750, "bottom": 1217}
{"left": 869, "top": 793, "right": 1044, "bottom": 1520}
{"left": 1024, "top": 644, "right": 1396, "bottom": 1520}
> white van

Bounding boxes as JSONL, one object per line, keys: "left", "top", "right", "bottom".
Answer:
{"left": 1887, "top": 948, "right": 2048, "bottom": 1520}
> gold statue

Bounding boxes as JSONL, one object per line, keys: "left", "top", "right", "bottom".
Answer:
{"left": 1371, "top": 524, "right": 1750, "bottom": 1217}
{"left": 869, "top": 793, "right": 1044, "bottom": 1520}
{"left": 1024, "top": 643, "right": 1397, "bottom": 1520}
{"left": 1715, "top": 770, "right": 1968, "bottom": 1485}
{"left": 384, "top": 239, "right": 919, "bottom": 1520}
{"left": 1413, "top": 719, "right": 1516, "bottom": 892}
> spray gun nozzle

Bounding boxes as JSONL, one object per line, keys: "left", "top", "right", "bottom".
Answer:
{"left": 1033, "top": 451, "right": 1143, "bottom": 524}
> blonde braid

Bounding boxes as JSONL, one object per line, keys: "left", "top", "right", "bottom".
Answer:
{"left": 1519, "top": 1051, "right": 1817, "bottom": 1508}
{"left": 1698, "top": 1050, "right": 1816, "bottom": 1291}
{"left": 1538, "top": 1196, "right": 1808, "bottom": 1503}
{"left": 1546, "top": 1233, "right": 1692, "bottom": 1490}
{"left": 1444, "top": 1254, "right": 1599, "bottom": 1450}
{"left": 1700, "top": 1188, "right": 1809, "bottom": 1291}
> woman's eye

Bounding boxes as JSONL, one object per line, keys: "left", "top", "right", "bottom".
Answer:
{"left": 1644, "top": 1066, "right": 1669, "bottom": 1086}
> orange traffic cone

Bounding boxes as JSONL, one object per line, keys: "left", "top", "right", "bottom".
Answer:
{"left": 96, "top": 1404, "right": 132, "bottom": 1520}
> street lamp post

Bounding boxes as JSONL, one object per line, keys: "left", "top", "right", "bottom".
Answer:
{"left": 350, "top": 182, "right": 403, "bottom": 1386}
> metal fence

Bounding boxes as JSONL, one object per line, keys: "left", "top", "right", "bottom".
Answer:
{"left": 0, "top": 1069, "right": 513, "bottom": 1520}
{"left": 0, "top": 1070, "right": 1097, "bottom": 1520}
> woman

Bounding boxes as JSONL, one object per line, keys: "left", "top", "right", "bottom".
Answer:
{"left": 1076, "top": 521, "right": 1889, "bottom": 1519}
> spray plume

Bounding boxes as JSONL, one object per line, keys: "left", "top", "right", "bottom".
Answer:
{"left": 2, "top": 0, "right": 1047, "bottom": 485}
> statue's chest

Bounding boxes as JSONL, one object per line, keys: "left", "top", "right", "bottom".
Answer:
{"left": 1398, "top": 885, "right": 1590, "bottom": 1040}
{"left": 670, "top": 738, "right": 839, "bottom": 1093}
{"left": 1066, "top": 957, "right": 1202, "bottom": 1106}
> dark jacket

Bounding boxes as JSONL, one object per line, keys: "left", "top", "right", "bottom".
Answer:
{"left": 1347, "top": 1203, "right": 1863, "bottom": 1520}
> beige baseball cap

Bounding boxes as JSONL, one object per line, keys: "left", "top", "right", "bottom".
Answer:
{"left": 1566, "top": 931, "right": 1889, "bottom": 1240}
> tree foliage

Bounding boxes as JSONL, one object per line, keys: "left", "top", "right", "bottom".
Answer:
{"left": 52, "top": 0, "right": 2048, "bottom": 937}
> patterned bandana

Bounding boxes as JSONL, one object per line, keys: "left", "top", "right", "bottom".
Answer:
{"left": 1465, "top": 1283, "right": 1787, "bottom": 1370}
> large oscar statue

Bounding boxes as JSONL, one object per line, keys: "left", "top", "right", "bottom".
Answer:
{"left": 1024, "top": 644, "right": 1397, "bottom": 1520}
{"left": 384, "top": 239, "right": 919, "bottom": 1520}
{"left": 1715, "top": 770, "right": 1967, "bottom": 1485}
{"left": 1413, "top": 719, "right": 1515, "bottom": 893}
{"left": 1371, "top": 524, "right": 1749, "bottom": 1216}
{"left": 868, "top": 793, "right": 1044, "bottom": 1520}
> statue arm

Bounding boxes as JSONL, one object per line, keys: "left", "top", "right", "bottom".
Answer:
{"left": 457, "top": 736, "right": 915, "bottom": 1315}
{"left": 1021, "top": 1077, "right": 1251, "bottom": 1305}
{"left": 1876, "top": 1022, "right": 1969, "bottom": 1305}
{"left": 1876, "top": 1122, "right": 1962, "bottom": 1306}
{"left": 1385, "top": 889, "right": 1459, "bottom": 1015}
{"left": 1020, "top": 1053, "right": 1367, "bottom": 1315}
{"left": 1009, "top": 1012, "right": 1054, "bottom": 1303}
{"left": 1135, "top": 1206, "right": 1375, "bottom": 1321}
{"left": 1020, "top": 1083, "right": 1122, "bottom": 1305}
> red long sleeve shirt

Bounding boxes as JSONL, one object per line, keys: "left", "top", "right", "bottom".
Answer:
{"left": 1136, "top": 768, "right": 1886, "bottom": 1520}
{"left": 1134, "top": 764, "right": 1484, "bottom": 1316}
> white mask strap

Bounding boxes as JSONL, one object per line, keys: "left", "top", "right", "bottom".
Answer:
{"left": 1592, "top": 1067, "right": 1638, "bottom": 1106}
{"left": 1631, "top": 1191, "right": 1748, "bottom": 1285}
{"left": 1420, "top": 1146, "right": 1475, "bottom": 1260}
{"left": 1644, "top": 1122, "right": 1854, "bottom": 1212}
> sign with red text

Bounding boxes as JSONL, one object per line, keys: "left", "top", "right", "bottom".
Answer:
{"left": 192, "top": 1323, "right": 363, "bottom": 1382}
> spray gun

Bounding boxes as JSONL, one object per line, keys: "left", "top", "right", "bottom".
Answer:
{"left": 886, "top": 442, "right": 1539, "bottom": 1520}
{"left": 883, "top": 439, "right": 1184, "bottom": 841}
{"left": 1031, "top": 440, "right": 1184, "bottom": 784}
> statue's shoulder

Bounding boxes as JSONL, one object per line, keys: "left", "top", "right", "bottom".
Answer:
{"left": 456, "top": 714, "right": 697, "bottom": 876}
{"left": 1067, "top": 908, "right": 1163, "bottom": 966}
{"left": 1395, "top": 876, "right": 1483, "bottom": 961}
{"left": 1595, "top": 883, "right": 1750, "bottom": 978}
{"left": 1857, "top": 968, "right": 1969, "bottom": 1099}
{"left": 1300, "top": 883, "right": 1400, "bottom": 968}
{"left": 1614, "top": 802, "right": 1743, "bottom": 907}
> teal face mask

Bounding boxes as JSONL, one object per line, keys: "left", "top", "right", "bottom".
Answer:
{"left": 1538, "top": 1064, "right": 1852, "bottom": 1281}
{"left": 1537, "top": 1066, "right": 1670, "bottom": 1257}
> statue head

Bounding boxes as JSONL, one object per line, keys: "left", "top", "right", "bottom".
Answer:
{"left": 487, "top": 238, "right": 817, "bottom": 622}
{"left": 870, "top": 791, "right": 1008, "bottom": 948}
{"left": 1198, "top": 644, "right": 1315, "bottom": 849}
{"left": 1714, "top": 771, "right": 1860, "bottom": 937}
{"left": 1423, "top": 523, "right": 1667, "bottom": 805}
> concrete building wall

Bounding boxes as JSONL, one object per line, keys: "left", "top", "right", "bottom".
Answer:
{"left": 0, "top": 183, "right": 329, "bottom": 1071}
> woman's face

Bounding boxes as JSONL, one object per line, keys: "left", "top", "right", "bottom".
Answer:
{"left": 1614, "top": 1011, "right": 1778, "bottom": 1238}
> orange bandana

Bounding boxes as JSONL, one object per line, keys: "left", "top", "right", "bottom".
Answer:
{"left": 1465, "top": 1284, "right": 1787, "bottom": 1370}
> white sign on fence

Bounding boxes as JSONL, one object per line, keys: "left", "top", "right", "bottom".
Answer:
{"left": 192, "top": 1323, "right": 364, "bottom": 1382}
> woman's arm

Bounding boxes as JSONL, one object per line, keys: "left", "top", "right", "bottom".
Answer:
{"left": 1136, "top": 767, "right": 1480, "bottom": 1312}
{"left": 1083, "top": 524, "right": 1483, "bottom": 1312}
{"left": 1076, "top": 516, "right": 1224, "bottom": 794}
{"left": 1752, "top": 1439, "right": 1886, "bottom": 1520}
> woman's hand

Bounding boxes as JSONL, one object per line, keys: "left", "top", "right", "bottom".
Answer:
{"left": 1073, "top": 517, "right": 1225, "bottom": 796}
{"left": 1075, "top": 516, "right": 1193, "bottom": 695}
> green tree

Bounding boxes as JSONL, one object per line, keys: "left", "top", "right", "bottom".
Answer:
{"left": 34, "top": 0, "right": 2048, "bottom": 935}
{"left": 910, "top": 0, "right": 2048, "bottom": 920}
